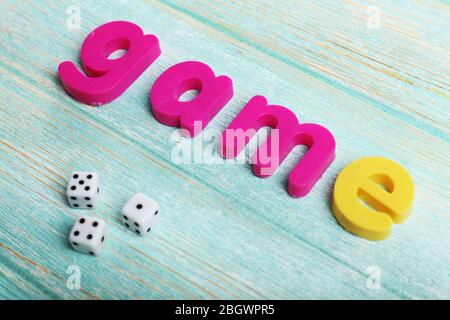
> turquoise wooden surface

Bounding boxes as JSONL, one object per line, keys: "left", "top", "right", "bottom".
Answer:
{"left": 0, "top": 0, "right": 449, "bottom": 299}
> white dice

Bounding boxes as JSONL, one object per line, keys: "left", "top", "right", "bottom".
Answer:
{"left": 121, "top": 193, "right": 160, "bottom": 236}
{"left": 69, "top": 216, "right": 107, "bottom": 256}
{"left": 66, "top": 171, "right": 99, "bottom": 209}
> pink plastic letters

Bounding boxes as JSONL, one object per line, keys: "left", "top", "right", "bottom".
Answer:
{"left": 150, "top": 61, "right": 234, "bottom": 137}
{"left": 220, "top": 96, "right": 336, "bottom": 197}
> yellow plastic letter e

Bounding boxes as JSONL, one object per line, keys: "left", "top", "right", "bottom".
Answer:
{"left": 332, "top": 157, "right": 414, "bottom": 241}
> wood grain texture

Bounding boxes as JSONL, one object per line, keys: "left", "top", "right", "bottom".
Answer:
{"left": 0, "top": 0, "right": 449, "bottom": 299}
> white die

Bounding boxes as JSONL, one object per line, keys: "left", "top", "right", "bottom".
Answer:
{"left": 121, "top": 193, "right": 160, "bottom": 236}
{"left": 66, "top": 171, "right": 99, "bottom": 209}
{"left": 69, "top": 216, "right": 107, "bottom": 256}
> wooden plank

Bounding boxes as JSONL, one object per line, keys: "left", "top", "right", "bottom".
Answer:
{"left": 163, "top": 0, "right": 450, "bottom": 140}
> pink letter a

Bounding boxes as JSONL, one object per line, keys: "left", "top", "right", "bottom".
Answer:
{"left": 150, "top": 61, "right": 233, "bottom": 137}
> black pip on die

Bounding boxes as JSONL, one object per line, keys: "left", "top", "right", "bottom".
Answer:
{"left": 66, "top": 171, "right": 99, "bottom": 209}
{"left": 69, "top": 216, "right": 107, "bottom": 256}
{"left": 121, "top": 193, "right": 160, "bottom": 236}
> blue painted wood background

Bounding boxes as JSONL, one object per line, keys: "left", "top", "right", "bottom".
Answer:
{"left": 0, "top": 0, "right": 449, "bottom": 299}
